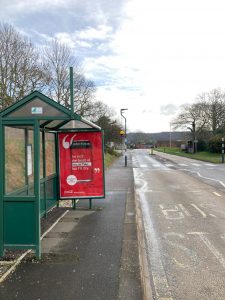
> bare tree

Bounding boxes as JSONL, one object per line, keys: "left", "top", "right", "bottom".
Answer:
{"left": 74, "top": 73, "right": 96, "bottom": 116}
{"left": 172, "top": 102, "right": 208, "bottom": 141}
{"left": 197, "top": 88, "right": 225, "bottom": 134}
{"left": 86, "top": 100, "right": 115, "bottom": 122}
{"left": 43, "top": 39, "right": 98, "bottom": 115}
{"left": 43, "top": 39, "right": 78, "bottom": 107}
{"left": 0, "top": 23, "right": 47, "bottom": 110}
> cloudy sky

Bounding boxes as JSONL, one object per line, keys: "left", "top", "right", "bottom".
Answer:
{"left": 1, "top": 0, "right": 225, "bottom": 132}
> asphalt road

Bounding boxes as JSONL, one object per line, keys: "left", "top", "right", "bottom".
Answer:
{"left": 132, "top": 149, "right": 225, "bottom": 300}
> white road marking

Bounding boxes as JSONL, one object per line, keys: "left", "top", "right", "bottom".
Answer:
{"left": 140, "top": 164, "right": 148, "bottom": 168}
{"left": 153, "top": 164, "right": 161, "bottom": 167}
{"left": 213, "top": 192, "right": 222, "bottom": 197}
{"left": 164, "top": 232, "right": 199, "bottom": 268}
{"left": 191, "top": 163, "right": 201, "bottom": 166}
{"left": 182, "top": 169, "right": 225, "bottom": 189}
{"left": 209, "top": 214, "right": 217, "bottom": 218}
{"left": 191, "top": 204, "right": 207, "bottom": 218}
{"left": 165, "top": 164, "right": 174, "bottom": 167}
{"left": 134, "top": 169, "right": 173, "bottom": 299}
{"left": 160, "top": 204, "right": 184, "bottom": 220}
{"left": 196, "top": 172, "right": 225, "bottom": 188}
{"left": 205, "top": 163, "right": 216, "bottom": 167}
{"left": 178, "top": 204, "right": 191, "bottom": 216}
{"left": 188, "top": 232, "right": 225, "bottom": 269}
{"left": 178, "top": 163, "right": 188, "bottom": 167}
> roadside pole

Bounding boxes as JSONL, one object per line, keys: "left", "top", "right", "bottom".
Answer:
{"left": 120, "top": 109, "right": 128, "bottom": 167}
{"left": 222, "top": 138, "right": 224, "bottom": 163}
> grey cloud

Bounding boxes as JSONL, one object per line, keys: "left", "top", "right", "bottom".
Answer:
{"left": 0, "top": 0, "right": 128, "bottom": 63}
{"left": 160, "top": 104, "right": 178, "bottom": 116}
{"left": 0, "top": 0, "right": 128, "bottom": 37}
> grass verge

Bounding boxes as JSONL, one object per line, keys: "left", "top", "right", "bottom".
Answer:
{"left": 104, "top": 151, "right": 121, "bottom": 168}
{"left": 155, "top": 147, "right": 222, "bottom": 163}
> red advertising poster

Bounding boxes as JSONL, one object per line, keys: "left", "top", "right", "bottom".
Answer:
{"left": 58, "top": 131, "right": 105, "bottom": 199}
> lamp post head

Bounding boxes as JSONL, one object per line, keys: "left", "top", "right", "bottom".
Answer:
{"left": 120, "top": 108, "right": 128, "bottom": 116}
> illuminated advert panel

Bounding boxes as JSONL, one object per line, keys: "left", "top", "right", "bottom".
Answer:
{"left": 59, "top": 131, "right": 105, "bottom": 199}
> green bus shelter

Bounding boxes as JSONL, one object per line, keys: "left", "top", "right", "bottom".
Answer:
{"left": 0, "top": 90, "right": 101, "bottom": 258}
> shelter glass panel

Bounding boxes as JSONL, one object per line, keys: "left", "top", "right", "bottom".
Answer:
{"left": 27, "top": 129, "right": 35, "bottom": 193}
{"left": 5, "top": 127, "right": 25, "bottom": 194}
{"left": 45, "top": 133, "right": 56, "bottom": 176}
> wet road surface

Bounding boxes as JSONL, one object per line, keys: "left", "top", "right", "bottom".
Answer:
{"left": 133, "top": 149, "right": 225, "bottom": 300}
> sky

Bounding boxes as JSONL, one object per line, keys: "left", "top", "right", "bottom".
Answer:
{"left": 1, "top": 0, "right": 225, "bottom": 133}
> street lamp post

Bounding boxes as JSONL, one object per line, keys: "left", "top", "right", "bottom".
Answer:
{"left": 120, "top": 108, "right": 128, "bottom": 167}
{"left": 222, "top": 138, "right": 224, "bottom": 163}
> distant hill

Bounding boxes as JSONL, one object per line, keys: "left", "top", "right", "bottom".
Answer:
{"left": 127, "top": 131, "right": 190, "bottom": 145}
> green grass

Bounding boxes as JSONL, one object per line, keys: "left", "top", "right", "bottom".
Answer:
{"left": 104, "top": 152, "right": 118, "bottom": 168}
{"left": 155, "top": 147, "right": 222, "bottom": 163}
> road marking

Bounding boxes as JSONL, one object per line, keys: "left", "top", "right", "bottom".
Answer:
{"left": 178, "top": 204, "right": 191, "bottom": 216}
{"left": 153, "top": 164, "right": 161, "bottom": 167}
{"left": 209, "top": 214, "right": 217, "bottom": 218}
{"left": 178, "top": 163, "right": 188, "bottom": 166}
{"left": 164, "top": 232, "right": 199, "bottom": 268}
{"left": 188, "top": 232, "right": 225, "bottom": 269}
{"left": 159, "top": 204, "right": 184, "bottom": 220}
{"left": 165, "top": 164, "right": 174, "bottom": 167}
{"left": 181, "top": 169, "right": 225, "bottom": 189}
{"left": 140, "top": 164, "right": 148, "bottom": 168}
{"left": 191, "top": 204, "right": 207, "bottom": 218}
{"left": 205, "top": 163, "right": 215, "bottom": 167}
{"left": 134, "top": 169, "right": 173, "bottom": 299}
{"left": 213, "top": 192, "right": 222, "bottom": 197}
{"left": 196, "top": 172, "right": 225, "bottom": 188}
{"left": 191, "top": 163, "right": 201, "bottom": 166}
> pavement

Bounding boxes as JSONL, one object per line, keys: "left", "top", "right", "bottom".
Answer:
{"left": 0, "top": 155, "right": 143, "bottom": 300}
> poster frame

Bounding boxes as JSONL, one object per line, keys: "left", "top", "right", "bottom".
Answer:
{"left": 58, "top": 129, "right": 105, "bottom": 200}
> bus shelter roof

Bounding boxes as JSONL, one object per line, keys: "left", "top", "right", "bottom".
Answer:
{"left": 0, "top": 91, "right": 101, "bottom": 131}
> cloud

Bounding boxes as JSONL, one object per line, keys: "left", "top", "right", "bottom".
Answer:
{"left": 142, "top": 109, "right": 152, "bottom": 114}
{"left": 77, "top": 24, "right": 113, "bottom": 40}
{"left": 160, "top": 104, "right": 178, "bottom": 116}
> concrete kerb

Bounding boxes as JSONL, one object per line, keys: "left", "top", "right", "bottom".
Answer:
{"left": 134, "top": 181, "right": 153, "bottom": 300}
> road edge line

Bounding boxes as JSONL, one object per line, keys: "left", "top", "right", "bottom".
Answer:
{"left": 135, "top": 183, "right": 153, "bottom": 300}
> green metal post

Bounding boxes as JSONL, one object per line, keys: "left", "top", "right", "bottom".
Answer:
{"left": 70, "top": 67, "right": 74, "bottom": 118}
{"left": 25, "top": 129, "right": 29, "bottom": 195}
{"left": 42, "top": 130, "right": 47, "bottom": 218}
{"left": 55, "top": 133, "right": 60, "bottom": 208}
{"left": 102, "top": 130, "right": 106, "bottom": 198}
{"left": 34, "top": 120, "right": 41, "bottom": 259}
{"left": 0, "top": 118, "right": 4, "bottom": 256}
{"left": 89, "top": 199, "right": 91, "bottom": 209}
{"left": 73, "top": 199, "right": 76, "bottom": 210}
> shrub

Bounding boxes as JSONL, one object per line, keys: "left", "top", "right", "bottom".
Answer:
{"left": 208, "top": 135, "right": 224, "bottom": 153}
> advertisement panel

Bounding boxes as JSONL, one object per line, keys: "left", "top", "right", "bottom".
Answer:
{"left": 58, "top": 131, "right": 104, "bottom": 198}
